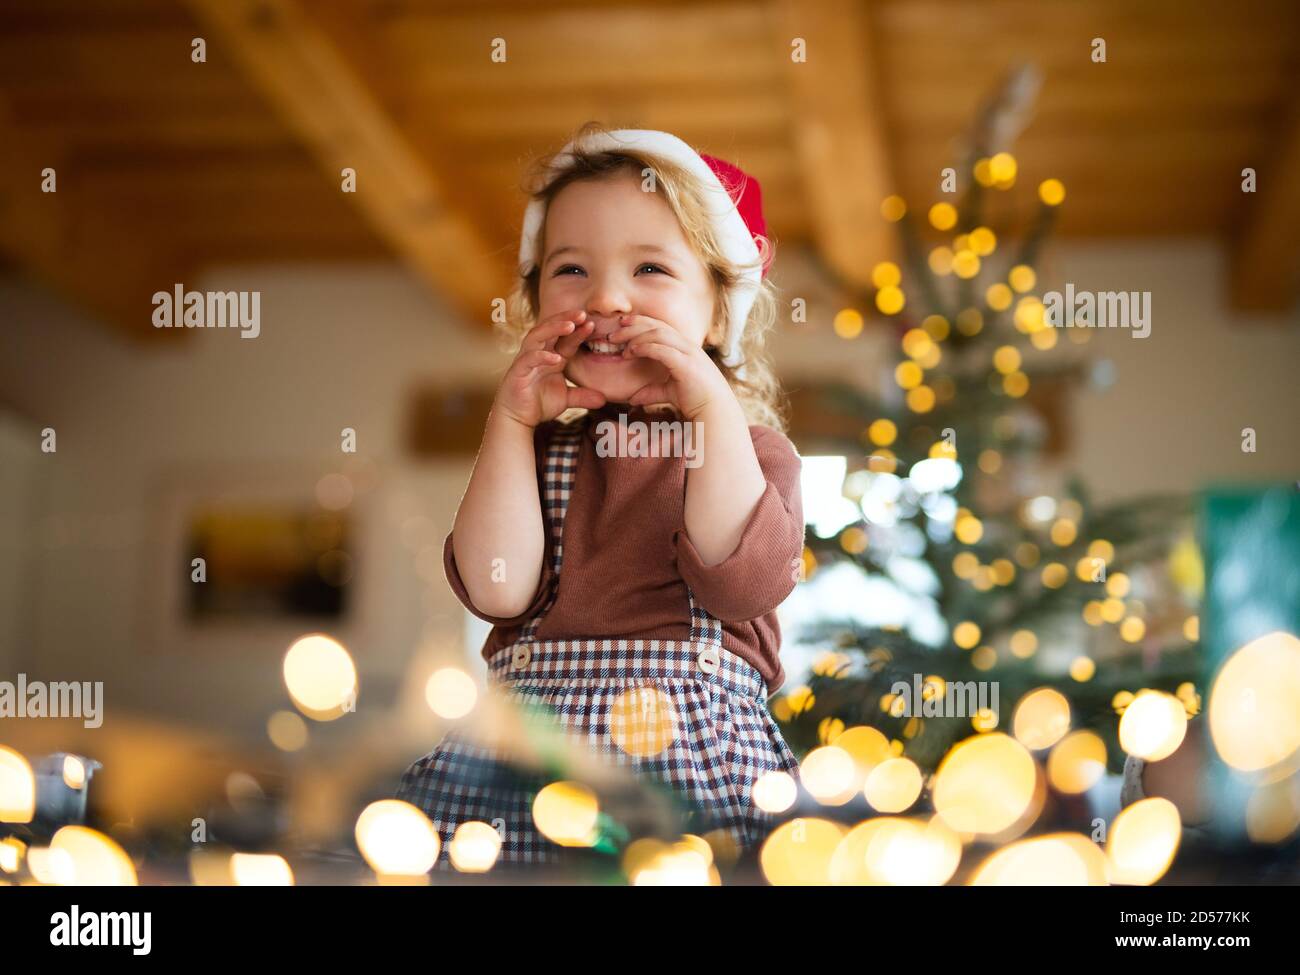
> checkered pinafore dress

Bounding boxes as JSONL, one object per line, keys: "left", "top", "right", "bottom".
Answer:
{"left": 396, "top": 419, "right": 801, "bottom": 869}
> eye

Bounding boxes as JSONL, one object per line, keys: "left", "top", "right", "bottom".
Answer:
{"left": 636, "top": 263, "right": 668, "bottom": 275}
{"left": 552, "top": 264, "right": 584, "bottom": 277}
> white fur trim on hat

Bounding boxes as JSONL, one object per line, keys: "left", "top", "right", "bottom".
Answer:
{"left": 517, "top": 129, "right": 762, "bottom": 369}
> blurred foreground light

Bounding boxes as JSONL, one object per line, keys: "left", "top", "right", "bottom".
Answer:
{"left": 231, "top": 852, "right": 294, "bottom": 886}
{"left": 1106, "top": 797, "right": 1181, "bottom": 885}
{"left": 424, "top": 667, "right": 479, "bottom": 720}
{"left": 449, "top": 821, "right": 501, "bottom": 873}
{"left": 1047, "top": 730, "right": 1108, "bottom": 794}
{"left": 27, "top": 846, "right": 74, "bottom": 885}
{"left": 831, "top": 816, "right": 961, "bottom": 885}
{"left": 630, "top": 842, "right": 715, "bottom": 886}
{"left": 1013, "top": 688, "right": 1072, "bottom": 751}
{"left": 933, "top": 733, "right": 1037, "bottom": 836}
{"left": 1118, "top": 689, "right": 1187, "bottom": 761}
{"left": 49, "top": 826, "right": 137, "bottom": 885}
{"left": 760, "top": 818, "right": 847, "bottom": 885}
{"left": 267, "top": 710, "right": 309, "bottom": 752}
{"left": 863, "top": 757, "right": 923, "bottom": 813}
{"left": 0, "top": 746, "right": 35, "bottom": 823}
{"left": 751, "top": 770, "right": 798, "bottom": 814}
{"left": 61, "top": 756, "right": 86, "bottom": 791}
{"left": 0, "top": 836, "right": 23, "bottom": 873}
{"left": 283, "top": 633, "right": 357, "bottom": 721}
{"left": 533, "top": 781, "right": 599, "bottom": 847}
{"left": 970, "top": 833, "right": 1107, "bottom": 885}
{"left": 356, "top": 799, "right": 440, "bottom": 876}
{"left": 609, "top": 687, "right": 677, "bottom": 757}
{"left": 801, "top": 746, "right": 858, "bottom": 805}
{"left": 1246, "top": 779, "right": 1300, "bottom": 844}
{"left": 1208, "top": 630, "right": 1300, "bottom": 772}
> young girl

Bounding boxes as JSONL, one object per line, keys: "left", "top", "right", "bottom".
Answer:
{"left": 397, "top": 124, "right": 804, "bottom": 870}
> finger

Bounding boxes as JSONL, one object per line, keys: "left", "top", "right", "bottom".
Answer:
{"left": 628, "top": 383, "right": 672, "bottom": 406}
{"left": 608, "top": 315, "right": 667, "bottom": 344}
{"left": 625, "top": 341, "right": 687, "bottom": 368}
{"left": 554, "top": 319, "right": 595, "bottom": 358}
{"left": 522, "top": 312, "right": 586, "bottom": 351}
{"left": 566, "top": 385, "right": 607, "bottom": 411}
{"left": 511, "top": 348, "right": 563, "bottom": 379}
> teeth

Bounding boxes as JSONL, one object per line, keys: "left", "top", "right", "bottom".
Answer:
{"left": 585, "top": 340, "right": 625, "bottom": 354}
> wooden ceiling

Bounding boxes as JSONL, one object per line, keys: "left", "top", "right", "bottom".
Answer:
{"left": 1, "top": 0, "right": 1297, "bottom": 341}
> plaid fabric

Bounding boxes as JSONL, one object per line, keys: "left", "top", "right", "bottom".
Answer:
{"left": 396, "top": 417, "right": 800, "bottom": 871}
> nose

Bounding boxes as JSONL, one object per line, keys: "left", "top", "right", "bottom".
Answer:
{"left": 584, "top": 271, "right": 632, "bottom": 326}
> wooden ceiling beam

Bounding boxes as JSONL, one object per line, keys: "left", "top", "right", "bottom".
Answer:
{"left": 774, "top": 0, "right": 895, "bottom": 289}
{"left": 185, "top": 0, "right": 509, "bottom": 326}
{"left": 0, "top": 104, "right": 188, "bottom": 341}
{"left": 1228, "top": 99, "right": 1300, "bottom": 312}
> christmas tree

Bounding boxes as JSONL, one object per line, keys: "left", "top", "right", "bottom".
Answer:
{"left": 774, "top": 68, "right": 1203, "bottom": 796}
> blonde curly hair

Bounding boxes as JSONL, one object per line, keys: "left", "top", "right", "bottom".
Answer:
{"left": 500, "top": 122, "right": 788, "bottom": 432}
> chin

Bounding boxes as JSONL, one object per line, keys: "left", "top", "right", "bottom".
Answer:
{"left": 567, "top": 354, "right": 665, "bottom": 405}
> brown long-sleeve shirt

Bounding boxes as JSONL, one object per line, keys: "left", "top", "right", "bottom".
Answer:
{"left": 443, "top": 402, "right": 805, "bottom": 694}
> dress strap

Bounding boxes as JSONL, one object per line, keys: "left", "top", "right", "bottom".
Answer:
{"left": 515, "top": 414, "right": 725, "bottom": 652}
{"left": 518, "top": 421, "right": 583, "bottom": 642}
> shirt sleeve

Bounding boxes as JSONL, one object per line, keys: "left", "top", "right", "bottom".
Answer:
{"left": 441, "top": 419, "right": 559, "bottom": 626}
{"left": 672, "top": 424, "right": 805, "bottom": 622}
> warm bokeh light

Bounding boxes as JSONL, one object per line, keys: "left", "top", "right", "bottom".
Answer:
{"left": 1119, "top": 689, "right": 1187, "bottom": 761}
{"left": 992, "top": 345, "right": 1021, "bottom": 374}
{"left": 863, "top": 757, "right": 923, "bottom": 812}
{"left": 62, "top": 756, "right": 86, "bottom": 791}
{"left": 751, "top": 770, "right": 799, "bottom": 814}
{"left": 970, "top": 833, "right": 1107, "bottom": 885}
{"left": 801, "top": 745, "right": 859, "bottom": 806}
{"left": 532, "top": 781, "right": 599, "bottom": 847}
{"left": 267, "top": 709, "right": 309, "bottom": 751}
{"left": 1039, "top": 178, "right": 1066, "bottom": 206}
{"left": 449, "top": 821, "right": 503, "bottom": 873}
{"left": 880, "top": 195, "right": 906, "bottom": 222}
{"left": 1048, "top": 730, "right": 1108, "bottom": 794}
{"left": 1246, "top": 780, "right": 1300, "bottom": 844}
{"left": 1008, "top": 264, "right": 1036, "bottom": 292}
{"left": 1208, "top": 630, "right": 1300, "bottom": 772}
{"left": 868, "top": 418, "right": 897, "bottom": 446}
{"left": 283, "top": 633, "right": 357, "bottom": 721}
{"left": 630, "top": 841, "right": 715, "bottom": 886}
{"left": 1106, "top": 797, "right": 1181, "bottom": 885}
{"left": 876, "top": 285, "right": 905, "bottom": 315}
{"left": 49, "top": 826, "right": 138, "bottom": 885}
{"left": 609, "top": 687, "right": 678, "bottom": 757}
{"left": 928, "top": 202, "right": 957, "bottom": 230}
{"left": 872, "top": 261, "right": 901, "bottom": 288}
{"left": 830, "top": 816, "right": 962, "bottom": 885}
{"left": 231, "top": 853, "right": 294, "bottom": 886}
{"left": 1013, "top": 688, "right": 1071, "bottom": 751}
{"left": 355, "top": 799, "right": 440, "bottom": 876}
{"left": 833, "top": 307, "right": 864, "bottom": 339}
{"left": 424, "top": 667, "right": 479, "bottom": 719}
{"left": 760, "top": 818, "right": 846, "bottom": 885}
{"left": 0, "top": 746, "right": 35, "bottom": 824}
{"left": 933, "top": 733, "right": 1038, "bottom": 836}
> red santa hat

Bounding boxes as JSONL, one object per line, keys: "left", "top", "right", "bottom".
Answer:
{"left": 517, "top": 129, "right": 770, "bottom": 368}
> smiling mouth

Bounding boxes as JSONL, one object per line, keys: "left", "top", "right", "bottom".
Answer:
{"left": 583, "top": 339, "right": 626, "bottom": 354}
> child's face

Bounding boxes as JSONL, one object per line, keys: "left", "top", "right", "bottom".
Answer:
{"left": 537, "top": 170, "right": 718, "bottom": 404}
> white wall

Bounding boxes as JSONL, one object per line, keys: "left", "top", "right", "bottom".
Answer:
{"left": 0, "top": 240, "right": 1296, "bottom": 742}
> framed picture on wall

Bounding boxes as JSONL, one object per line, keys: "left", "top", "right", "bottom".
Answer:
{"left": 140, "top": 461, "right": 377, "bottom": 657}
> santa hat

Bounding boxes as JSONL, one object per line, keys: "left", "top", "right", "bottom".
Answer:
{"left": 517, "top": 129, "right": 770, "bottom": 369}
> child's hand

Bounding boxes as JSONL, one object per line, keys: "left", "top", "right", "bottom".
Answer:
{"left": 494, "top": 310, "right": 607, "bottom": 429}
{"left": 611, "top": 314, "right": 734, "bottom": 420}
